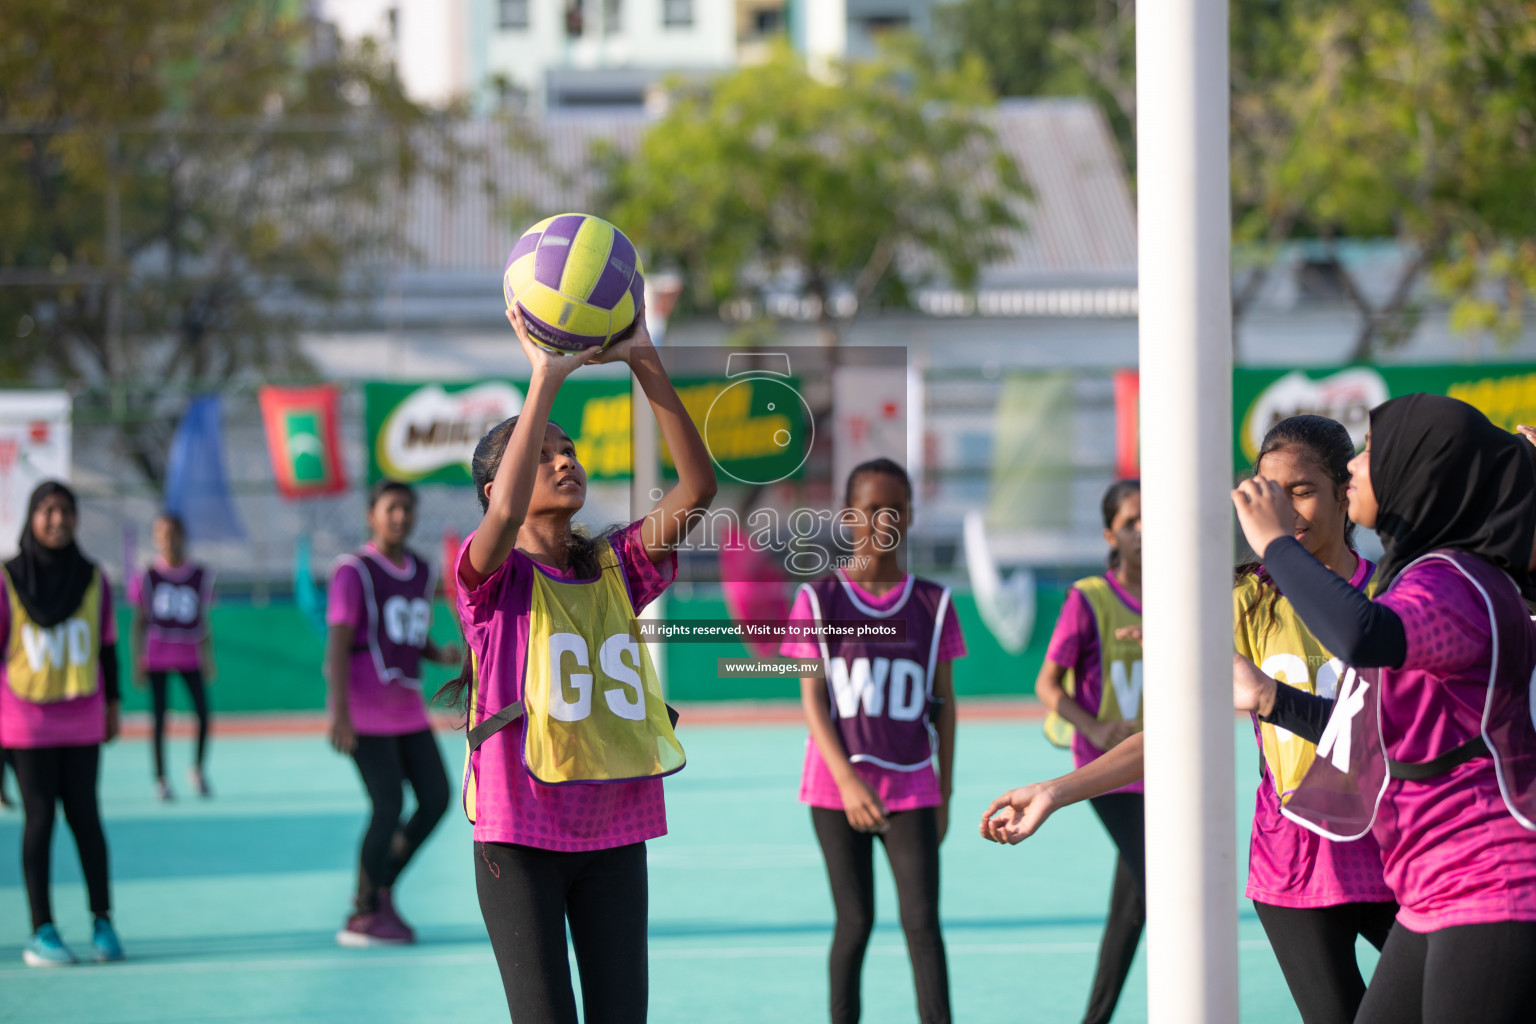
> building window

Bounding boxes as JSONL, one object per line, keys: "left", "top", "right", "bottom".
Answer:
{"left": 566, "top": 0, "right": 584, "bottom": 36}
{"left": 662, "top": 0, "right": 693, "bottom": 27}
{"left": 603, "top": 0, "right": 622, "bottom": 33}
{"left": 498, "top": 0, "right": 529, "bottom": 30}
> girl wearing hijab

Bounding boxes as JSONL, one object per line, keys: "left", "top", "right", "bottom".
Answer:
{"left": 1231, "top": 394, "right": 1536, "bottom": 1024}
{"left": 1, "top": 481, "right": 124, "bottom": 966}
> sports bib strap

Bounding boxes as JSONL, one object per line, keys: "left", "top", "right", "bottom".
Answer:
{"left": 468, "top": 701, "right": 525, "bottom": 752}
{"left": 1387, "top": 735, "right": 1489, "bottom": 780}
{"left": 468, "top": 700, "right": 680, "bottom": 753}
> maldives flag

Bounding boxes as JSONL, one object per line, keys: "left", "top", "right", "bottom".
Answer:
{"left": 258, "top": 385, "right": 347, "bottom": 499}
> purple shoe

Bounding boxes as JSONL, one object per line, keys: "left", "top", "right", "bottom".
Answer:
{"left": 335, "top": 908, "right": 412, "bottom": 948}
{"left": 374, "top": 888, "right": 417, "bottom": 945}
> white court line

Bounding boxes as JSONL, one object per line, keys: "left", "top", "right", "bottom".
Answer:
{"left": 0, "top": 939, "right": 1276, "bottom": 977}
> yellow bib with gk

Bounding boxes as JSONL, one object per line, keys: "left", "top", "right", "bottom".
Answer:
{"left": 1234, "top": 566, "right": 1380, "bottom": 799}
{"left": 469, "top": 542, "right": 685, "bottom": 790}
{"left": 4, "top": 566, "right": 103, "bottom": 704}
{"left": 1044, "top": 575, "right": 1143, "bottom": 749}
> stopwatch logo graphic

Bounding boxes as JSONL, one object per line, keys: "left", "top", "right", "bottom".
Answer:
{"left": 703, "top": 352, "right": 815, "bottom": 486}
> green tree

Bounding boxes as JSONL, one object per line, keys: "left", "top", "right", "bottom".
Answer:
{"left": 1233, "top": 0, "right": 1536, "bottom": 357}
{"left": 0, "top": 0, "right": 460, "bottom": 481}
{"left": 598, "top": 46, "right": 1027, "bottom": 346}
{"left": 933, "top": 0, "right": 1132, "bottom": 163}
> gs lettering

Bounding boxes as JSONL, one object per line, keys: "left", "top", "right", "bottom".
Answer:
{"left": 547, "top": 632, "right": 647, "bottom": 723}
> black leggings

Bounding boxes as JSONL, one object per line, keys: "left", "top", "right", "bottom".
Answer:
{"left": 811, "top": 805, "right": 950, "bottom": 1024}
{"left": 1253, "top": 899, "right": 1397, "bottom": 1024}
{"left": 475, "top": 839, "right": 649, "bottom": 1024}
{"left": 349, "top": 730, "right": 448, "bottom": 913}
{"left": 1356, "top": 920, "right": 1536, "bottom": 1024}
{"left": 11, "top": 745, "right": 111, "bottom": 931}
{"left": 148, "top": 668, "right": 211, "bottom": 779}
{"left": 1083, "top": 793, "right": 1146, "bottom": 1024}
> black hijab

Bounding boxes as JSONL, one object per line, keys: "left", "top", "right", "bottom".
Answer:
{"left": 1370, "top": 394, "right": 1536, "bottom": 595}
{"left": 4, "top": 480, "right": 96, "bottom": 628}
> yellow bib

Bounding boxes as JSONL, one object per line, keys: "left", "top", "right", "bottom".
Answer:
{"left": 1234, "top": 564, "right": 1380, "bottom": 798}
{"left": 4, "top": 566, "right": 103, "bottom": 704}
{"left": 1044, "top": 575, "right": 1143, "bottom": 748}
{"left": 465, "top": 542, "right": 684, "bottom": 801}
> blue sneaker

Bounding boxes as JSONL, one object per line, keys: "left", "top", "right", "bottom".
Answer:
{"left": 22, "top": 924, "right": 77, "bottom": 967}
{"left": 91, "top": 918, "right": 124, "bottom": 962}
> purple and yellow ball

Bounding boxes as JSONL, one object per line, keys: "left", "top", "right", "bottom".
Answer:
{"left": 503, "top": 213, "right": 645, "bottom": 354}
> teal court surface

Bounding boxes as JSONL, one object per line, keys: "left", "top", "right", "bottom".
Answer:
{"left": 1, "top": 717, "right": 1371, "bottom": 1023}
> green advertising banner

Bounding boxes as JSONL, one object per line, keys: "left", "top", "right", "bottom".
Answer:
{"left": 365, "top": 376, "right": 808, "bottom": 486}
{"left": 1233, "top": 363, "right": 1536, "bottom": 471}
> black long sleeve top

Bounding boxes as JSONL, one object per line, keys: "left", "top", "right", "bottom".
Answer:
{"left": 1255, "top": 537, "right": 1408, "bottom": 742}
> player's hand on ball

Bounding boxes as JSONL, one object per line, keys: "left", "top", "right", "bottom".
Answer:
{"left": 588, "top": 301, "right": 653, "bottom": 367}
{"left": 508, "top": 307, "right": 598, "bottom": 379}
{"left": 980, "top": 783, "right": 1058, "bottom": 845}
{"left": 1231, "top": 476, "right": 1295, "bottom": 558}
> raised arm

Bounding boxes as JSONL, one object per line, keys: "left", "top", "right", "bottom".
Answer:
{"left": 463, "top": 309, "right": 597, "bottom": 588}
{"left": 594, "top": 310, "right": 717, "bottom": 563}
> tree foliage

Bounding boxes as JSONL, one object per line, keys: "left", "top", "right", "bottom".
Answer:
{"left": 941, "top": 0, "right": 1536, "bottom": 357}
{"left": 1232, "top": 0, "right": 1536, "bottom": 355}
{"left": 598, "top": 46, "right": 1027, "bottom": 344}
{"left": 0, "top": 0, "right": 458, "bottom": 481}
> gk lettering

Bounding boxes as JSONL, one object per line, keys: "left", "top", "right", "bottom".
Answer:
{"left": 828, "top": 657, "right": 926, "bottom": 722}
{"left": 382, "top": 596, "right": 432, "bottom": 647}
{"left": 547, "top": 632, "right": 646, "bottom": 723}
{"left": 20, "top": 619, "right": 92, "bottom": 672}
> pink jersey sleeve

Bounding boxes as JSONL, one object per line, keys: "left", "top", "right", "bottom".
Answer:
{"left": 608, "top": 520, "right": 677, "bottom": 612}
{"left": 1377, "top": 561, "right": 1490, "bottom": 677}
{"left": 326, "top": 562, "right": 367, "bottom": 631}
{"left": 1045, "top": 587, "right": 1095, "bottom": 671}
{"left": 99, "top": 570, "right": 117, "bottom": 645}
{"left": 779, "top": 588, "right": 821, "bottom": 658}
{"left": 454, "top": 533, "right": 522, "bottom": 627}
{"left": 936, "top": 599, "right": 966, "bottom": 662}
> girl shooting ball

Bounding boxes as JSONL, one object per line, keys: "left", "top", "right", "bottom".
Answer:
{"left": 444, "top": 302, "right": 716, "bottom": 1023}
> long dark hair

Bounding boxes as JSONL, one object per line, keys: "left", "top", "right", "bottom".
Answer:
{"left": 433, "top": 415, "right": 614, "bottom": 711}
{"left": 1101, "top": 478, "right": 1140, "bottom": 570}
{"left": 1234, "top": 415, "right": 1358, "bottom": 627}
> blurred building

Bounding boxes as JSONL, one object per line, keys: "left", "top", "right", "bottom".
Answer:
{"left": 318, "top": 0, "right": 934, "bottom": 110}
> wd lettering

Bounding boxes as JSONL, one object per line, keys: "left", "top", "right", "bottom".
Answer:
{"left": 20, "top": 619, "right": 92, "bottom": 672}
{"left": 801, "top": 574, "right": 952, "bottom": 772}
{"left": 828, "top": 656, "right": 927, "bottom": 722}
{"left": 4, "top": 565, "right": 103, "bottom": 704}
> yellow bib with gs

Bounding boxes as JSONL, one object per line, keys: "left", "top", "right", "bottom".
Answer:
{"left": 465, "top": 542, "right": 685, "bottom": 794}
{"left": 1234, "top": 565, "right": 1380, "bottom": 799}
{"left": 1044, "top": 575, "right": 1143, "bottom": 749}
{"left": 3, "top": 566, "right": 103, "bottom": 704}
